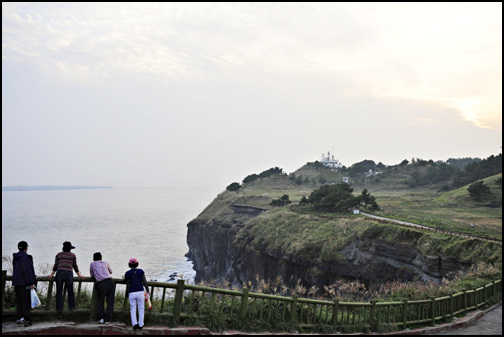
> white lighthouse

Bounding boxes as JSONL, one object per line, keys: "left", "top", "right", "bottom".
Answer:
{"left": 321, "top": 151, "right": 343, "bottom": 169}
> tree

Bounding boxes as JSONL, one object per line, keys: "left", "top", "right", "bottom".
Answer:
{"left": 226, "top": 182, "right": 241, "bottom": 192}
{"left": 357, "top": 188, "right": 380, "bottom": 211}
{"left": 467, "top": 181, "right": 491, "bottom": 201}
{"left": 270, "top": 194, "right": 291, "bottom": 207}
{"left": 243, "top": 174, "right": 259, "bottom": 184}
{"left": 451, "top": 154, "right": 502, "bottom": 188}
{"left": 308, "top": 183, "right": 359, "bottom": 213}
{"left": 299, "top": 196, "right": 309, "bottom": 205}
{"left": 495, "top": 177, "right": 502, "bottom": 189}
{"left": 348, "top": 160, "right": 377, "bottom": 178}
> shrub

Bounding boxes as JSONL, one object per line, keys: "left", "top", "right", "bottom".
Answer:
{"left": 270, "top": 195, "right": 291, "bottom": 207}
{"left": 226, "top": 182, "right": 241, "bottom": 192}
{"left": 467, "top": 180, "right": 491, "bottom": 201}
{"left": 308, "top": 183, "right": 359, "bottom": 213}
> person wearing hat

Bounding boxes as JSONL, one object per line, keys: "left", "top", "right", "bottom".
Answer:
{"left": 12, "top": 241, "right": 37, "bottom": 326}
{"left": 48, "top": 241, "right": 85, "bottom": 313}
{"left": 89, "top": 252, "right": 115, "bottom": 324}
{"left": 123, "top": 258, "right": 150, "bottom": 330}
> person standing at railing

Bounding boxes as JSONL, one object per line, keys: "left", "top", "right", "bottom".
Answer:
{"left": 47, "top": 241, "right": 85, "bottom": 313}
{"left": 12, "top": 241, "right": 37, "bottom": 327}
{"left": 123, "top": 258, "right": 150, "bottom": 331}
{"left": 90, "top": 252, "right": 115, "bottom": 325}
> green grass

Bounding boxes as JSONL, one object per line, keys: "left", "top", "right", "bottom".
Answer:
{"left": 368, "top": 174, "right": 502, "bottom": 239}
{"left": 215, "top": 169, "right": 501, "bottom": 240}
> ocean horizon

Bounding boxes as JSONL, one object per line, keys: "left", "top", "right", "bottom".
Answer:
{"left": 2, "top": 185, "right": 222, "bottom": 284}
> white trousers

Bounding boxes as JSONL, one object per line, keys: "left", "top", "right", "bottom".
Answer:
{"left": 129, "top": 291, "right": 145, "bottom": 327}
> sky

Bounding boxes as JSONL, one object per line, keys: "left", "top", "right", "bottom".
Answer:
{"left": 2, "top": 2, "right": 502, "bottom": 188}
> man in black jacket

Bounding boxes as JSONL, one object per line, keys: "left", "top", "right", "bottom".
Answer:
{"left": 12, "top": 241, "right": 37, "bottom": 326}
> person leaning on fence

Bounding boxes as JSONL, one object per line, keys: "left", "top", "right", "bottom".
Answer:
{"left": 47, "top": 241, "right": 85, "bottom": 313}
{"left": 12, "top": 241, "right": 37, "bottom": 327}
{"left": 90, "top": 252, "right": 115, "bottom": 324}
{"left": 123, "top": 258, "right": 150, "bottom": 331}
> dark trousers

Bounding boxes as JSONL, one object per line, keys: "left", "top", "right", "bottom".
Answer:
{"left": 55, "top": 270, "right": 75, "bottom": 311}
{"left": 15, "top": 286, "right": 31, "bottom": 320}
{"left": 96, "top": 279, "right": 115, "bottom": 322}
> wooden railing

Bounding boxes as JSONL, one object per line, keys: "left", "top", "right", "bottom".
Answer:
{"left": 2, "top": 271, "right": 501, "bottom": 333}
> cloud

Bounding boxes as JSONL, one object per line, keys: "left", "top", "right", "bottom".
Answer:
{"left": 2, "top": 0, "right": 501, "bottom": 178}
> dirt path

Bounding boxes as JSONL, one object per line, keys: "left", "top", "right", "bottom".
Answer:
{"left": 360, "top": 212, "right": 501, "bottom": 243}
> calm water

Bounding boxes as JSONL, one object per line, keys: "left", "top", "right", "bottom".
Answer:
{"left": 2, "top": 185, "right": 221, "bottom": 283}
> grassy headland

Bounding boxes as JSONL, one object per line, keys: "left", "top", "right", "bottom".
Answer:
{"left": 187, "top": 157, "right": 501, "bottom": 303}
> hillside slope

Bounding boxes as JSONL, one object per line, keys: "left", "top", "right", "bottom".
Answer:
{"left": 186, "top": 164, "right": 502, "bottom": 288}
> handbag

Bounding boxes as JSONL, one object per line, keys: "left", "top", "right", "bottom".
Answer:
{"left": 30, "top": 288, "right": 41, "bottom": 308}
{"left": 144, "top": 291, "right": 152, "bottom": 310}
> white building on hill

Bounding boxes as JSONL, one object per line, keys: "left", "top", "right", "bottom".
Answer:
{"left": 321, "top": 151, "right": 343, "bottom": 169}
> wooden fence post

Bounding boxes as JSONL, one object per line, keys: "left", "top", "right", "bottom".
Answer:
{"left": 122, "top": 285, "right": 128, "bottom": 311}
{"left": 430, "top": 297, "right": 436, "bottom": 327}
{"left": 240, "top": 287, "right": 249, "bottom": 319}
{"left": 89, "top": 283, "right": 98, "bottom": 321}
{"left": 290, "top": 295, "right": 298, "bottom": 325}
{"left": 463, "top": 289, "right": 468, "bottom": 313}
{"left": 332, "top": 299, "right": 339, "bottom": 328}
{"left": 402, "top": 299, "right": 408, "bottom": 329}
{"left": 370, "top": 300, "right": 376, "bottom": 331}
{"left": 484, "top": 284, "right": 488, "bottom": 306}
{"left": 76, "top": 280, "right": 82, "bottom": 307}
{"left": 449, "top": 294, "right": 454, "bottom": 318}
{"left": 2, "top": 270, "right": 6, "bottom": 310}
{"left": 173, "top": 279, "right": 185, "bottom": 324}
{"left": 46, "top": 280, "right": 54, "bottom": 311}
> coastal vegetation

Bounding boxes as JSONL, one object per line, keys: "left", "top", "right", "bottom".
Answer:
{"left": 189, "top": 153, "right": 502, "bottom": 292}
{"left": 220, "top": 153, "right": 502, "bottom": 240}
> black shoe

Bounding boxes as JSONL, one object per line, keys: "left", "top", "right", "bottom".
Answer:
{"left": 23, "top": 320, "right": 33, "bottom": 327}
{"left": 133, "top": 324, "right": 139, "bottom": 330}
{"left": 138, "top": 325, "right": 143, "bottom": 330}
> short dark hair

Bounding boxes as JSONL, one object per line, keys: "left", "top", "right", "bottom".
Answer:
{"left": 18, "top": 241, "right": 28, "bottom": 251}
{"left": 93, "top": 252, "right": 102, "bottom": 261}
{"left": 128, "top": 262, "right": 139, "bottom": 268}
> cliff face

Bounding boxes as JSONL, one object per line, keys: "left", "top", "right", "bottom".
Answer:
{"left": 186, "top": 204, "right": 472, "bottom": 287}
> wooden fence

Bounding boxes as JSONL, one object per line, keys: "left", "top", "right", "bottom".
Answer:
{"left": 2, "top": 271, "right": 502, "bottom": 332}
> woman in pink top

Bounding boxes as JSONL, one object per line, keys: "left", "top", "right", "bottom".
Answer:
{"left": 90, "top": 252, "right": 115, "bottom": 324}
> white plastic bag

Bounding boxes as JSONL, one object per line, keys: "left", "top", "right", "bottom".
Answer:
{"left": 30, "top": 288, "right": 41, "bottom": 308}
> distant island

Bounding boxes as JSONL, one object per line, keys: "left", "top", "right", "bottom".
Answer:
{"left": 2, "top": 186, "right": 113, "bottom": 192}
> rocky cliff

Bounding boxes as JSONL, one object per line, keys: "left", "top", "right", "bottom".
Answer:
{"left": 186, "top": 202, "right": 480, "bottom": 288}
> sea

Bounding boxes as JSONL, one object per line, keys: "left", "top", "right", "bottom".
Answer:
{"left": 1, "top": 185, "right": 222, "bottom": 284}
